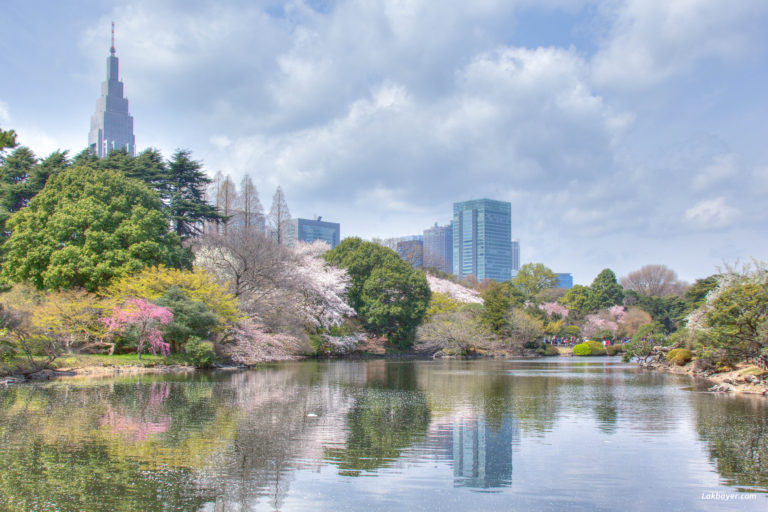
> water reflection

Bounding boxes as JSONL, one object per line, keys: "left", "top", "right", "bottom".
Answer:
{"left": 0, "top": 360, "right": 766, "bottom": 511}
{"left": 449, "top": 413, "right": 517, "bottom": 489}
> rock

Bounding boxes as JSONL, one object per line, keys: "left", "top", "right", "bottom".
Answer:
{"left": 709, "top": 383, "right": 735, "bottom": 393}
{"left": 28, "top": 369, "right": 56, "bottom": 381}
{"left": 1, "top": 377, "right": 23, "bottom": 385}
{"left": 746, "top": 375, "right": 759, "bottom": 384}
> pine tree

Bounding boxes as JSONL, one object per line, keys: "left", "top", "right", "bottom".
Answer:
{"left": 166, "top": 149, "right": 224, "bottom": 240}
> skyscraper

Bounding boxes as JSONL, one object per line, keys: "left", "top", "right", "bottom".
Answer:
{"left": 423, "top": 222, "right": 453, "bottom": 274}
{"left": 511, "top": 239, "right": 520, "bottom": 272}
{"left": 453, "top": 199, "right": 512, "bottom": 282}
{"left": 88, "top": 23, "right": 135, "bottom": 158}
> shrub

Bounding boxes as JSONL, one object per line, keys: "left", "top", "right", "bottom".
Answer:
{"left": 586, "top": 340, "right": 607, "bottom": 355}
{"left": 184, "top": 337, "right": 215, "bottom": 368}
{"left": 536, "top": 344, "right": 559, "bottom": 356}
{"left": 573, "top": 343, "right": 591, "bottom": 356}
{"left": 605, "top": 344, "right": 624, "bottom": 356}
{"left": 666, "top": 348, "right": 692, "bottom": 366}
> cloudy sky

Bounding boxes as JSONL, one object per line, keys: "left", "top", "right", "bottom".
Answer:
{"left": 2, "top": 0, "right": 767, "bottom": 284}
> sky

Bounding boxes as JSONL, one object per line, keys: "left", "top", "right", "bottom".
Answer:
{"left": 2, "top": 0, "right": 767, "bottom": 285}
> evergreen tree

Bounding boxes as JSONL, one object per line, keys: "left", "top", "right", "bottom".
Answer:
{"left": 166, "top": 149, "right": 223, "bottom": 239}
{"left": 0, "top": 146, "right": 37, "bottom": 214}
{"left": 588, "top": 269, "right": 625, "bottom": 310}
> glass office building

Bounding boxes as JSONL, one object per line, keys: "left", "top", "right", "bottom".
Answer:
{"left": 453, "top": 199, "right": 512, "bottom": 282}
{"left": 423, "top": 223, "right": 453, "bottom": 274}
{"left": 556, "top": 273, "right": 574, "bottom": 289}
{"left": 286, "top": 217, "right": 340, "bottom": 248}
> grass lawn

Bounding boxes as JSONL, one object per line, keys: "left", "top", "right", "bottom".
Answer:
{"left": 2, "top": 353, "right": 190, "bottom": 376}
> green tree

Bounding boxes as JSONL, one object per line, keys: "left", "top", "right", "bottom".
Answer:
{"left": 588, "top": 268, "right": 624, "bottom": 310}
{"left": 325, "top": 238, "right": 430, "bottom": 346}
{"left": 1, "top": 166, "right": 191, "bottom": 291}
{"left": 166, "top": 149, "right": 223, "bottom": 239}
{"left": 0, "top": 146, "right": 37, "bottom": 214}
{"left": 156, "top": 286, "right": 218, "bottom": 352}
{"left": 480, "top": 280, "right": 524, "bottom": 334}
{"left": 684, "top": 275, "right": 719, "bottom": 310}
{"left": 0, "top": 127, "right": 17, "bottom": 156}
{"left": 560, "top": 284, "right": 591, "bottom": 315}
{"left": 513, "top": 262, "right": 558, "bottom": 299}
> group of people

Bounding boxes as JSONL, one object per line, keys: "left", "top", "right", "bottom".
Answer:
{"left": 544, "top": 337, "right": 630, "bottom": 346}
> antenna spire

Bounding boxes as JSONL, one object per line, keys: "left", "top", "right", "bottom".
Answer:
{"left": 110, "top": 22, "right": 116, "bottom": 55}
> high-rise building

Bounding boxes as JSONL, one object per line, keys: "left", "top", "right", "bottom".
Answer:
{"left": 453, "top": 199, "right": 512, "bottom": 282}
{"left": 423, "top": 222, "right": 453, "bottom": 274}
{"left": 286, "top": 217, "right": 341, "bottom": 248}
{"left": 397, "top": 239, "right": 423, "bottom": 269}
{"left": 511, "top": 239, "right": 520, "bottom": 272}
{"left": 556, "top": 273, "right": 573, "bottom": 289}
{"left": 88, "top": 23, "right": 135, "bottom": 158}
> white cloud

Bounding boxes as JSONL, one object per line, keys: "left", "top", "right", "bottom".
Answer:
{"left": 592, "top": 0, "right": 768, "bottom": 89}
{"left": 692, "top": 154, "right": 737, "bottom": 190}
{"left": 684, "top": 197, "right": 739, "bottom": 229}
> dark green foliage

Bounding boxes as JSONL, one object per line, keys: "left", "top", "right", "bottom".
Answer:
{"left": 632, "top": 321, "right": 666, "bottom": 343}
{"left": 589, "top": 329, "right": 614, "bottom": 341}
{"left": 72, "top": 147, "right": 223, "bottom": 240}
{"left": 183, "top": 336, "right": 216, "bottom": 368}
{"left": 626, "top": 291, "right": 687, "bottom": 332}
{"left": 589, "top": 269, "right": 624, "bottom": 310}
{"left": 325, "top": 238, "right": 430, "bottom": 346}
{"left": 166, "top": 149, "right": 223, "bottom": 239}
{"left": 700, "top": 281, "right": 768, "bottom": 359}
{"left": 156, "top": 286, "right": 218, "bottom": 352}
{"left": 666, "top": 348, "right": 692, "bottom": 366}
{"left": 1, "top": 166, "right": 191, "bottom": 291}
{"left": 0, "top": 128, "right": 17, "bottom": 154}
{"left": 684, "top": 275, "right": 719, "bottom": 310}
{"left": 480, "top": 281, "right": 524, "bottom": 334}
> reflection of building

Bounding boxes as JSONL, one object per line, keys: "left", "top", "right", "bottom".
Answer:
{"left": 556, "top": 273, "right": 573, "bottom": 289}
{"left": 423, "top": 223, "right": 453, "bottom": 274}
{"left": 88, "top": 24, "right": 135, "bottom": 157}
{"left": 453, "top": 199, "right": 513, "bottom": 282}
{"left": 286, "top": 217, "right": 341, "bottom": 248}
{"left": 450, "top": 414, "right": 517, "bottom": 489}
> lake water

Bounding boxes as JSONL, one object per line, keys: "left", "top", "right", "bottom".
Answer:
{"left": 1, "top": 358, "right": 766, "bottom": 511}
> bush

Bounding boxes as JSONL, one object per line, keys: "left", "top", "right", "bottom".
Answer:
{"left": 573, "top": 343, "right": 591, "bottom": 356}
{"left": 184, "top": 337, "right": 215, "bottom": 368}
{"left": 605, "top": 344, "right": 624, "bottom": 356}
{"left": 666, "top": 348, "right": 692, "bottom": 366}
{"left": 536, "top": 344, "right": 559, "bottom": 356}
{"left": 586, "top": 340, "right": 606, "bottom": 355}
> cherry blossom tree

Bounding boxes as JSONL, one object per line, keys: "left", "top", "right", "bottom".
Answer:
{"left": 540, "top": 301, "right": 569, "bottom": 318}
{"left": 101, "top": 298, "right": 173, "bottom": 359}
{"left": 291, "top": 241, "right": 355, "bottom": 329}
{"left": 426, "top": 273, "right": 483, "bottom": 304}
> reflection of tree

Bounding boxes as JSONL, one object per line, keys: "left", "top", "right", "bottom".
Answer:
{"left": 325, "top": 388, "right": 431, "bottom": 474}
{"left": 693, "top": 394, "right": 768, "bottom": 491}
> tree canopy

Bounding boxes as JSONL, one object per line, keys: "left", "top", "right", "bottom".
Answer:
{"left": 513, "top": 262, "right": 558, "bottom": 298}
{"left": 324, "top": 238, "right": 430, "bottom": 345}
{"left": 1, "top": 166, "right": 191, "bottom": 291}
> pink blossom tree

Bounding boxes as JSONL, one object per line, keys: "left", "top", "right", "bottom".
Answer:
{"left": 101, "top": 298, "right": 173, "bottom": 359}
{"left": 540, "top": 301, "right": 569, "bottom": 318}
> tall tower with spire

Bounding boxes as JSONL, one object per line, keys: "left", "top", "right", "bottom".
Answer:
{"left": 88, "top": 22, "right": 135, "bottom": 157}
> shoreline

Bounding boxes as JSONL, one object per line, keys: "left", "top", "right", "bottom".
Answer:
{"left": 638, "top": 357, "right": 768, "bottom": 396}
{"left": 4, "top": 353, "right": 767, "bottom": 397}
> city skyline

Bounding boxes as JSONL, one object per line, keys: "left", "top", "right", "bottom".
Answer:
{"left": 2, "top": 1, "right": 767, "bottom": 284}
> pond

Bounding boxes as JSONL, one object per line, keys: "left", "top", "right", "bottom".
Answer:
{"left": 1, "top": 358, "right": 766, "bottom": 511}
